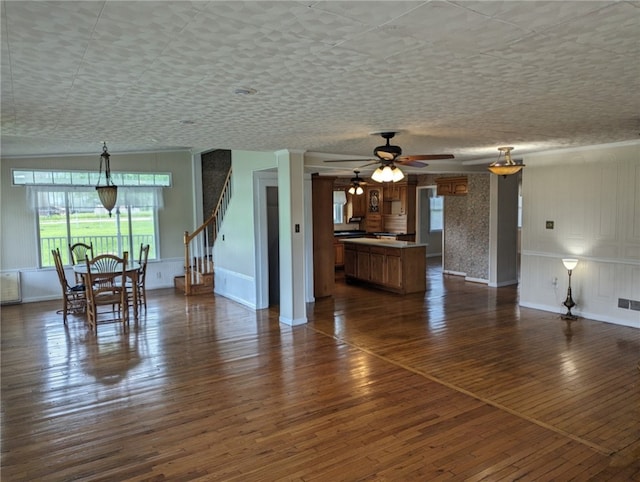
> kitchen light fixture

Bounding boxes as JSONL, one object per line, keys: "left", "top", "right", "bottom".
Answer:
{"left": 488, "top": 146, "right": 525, "bottom": 177}
{"left": 561, "top": 258, "right": 579, "bottom": 320}
{"left": 95, "top": 142, "right": 118, "bottom": 217}
{"left": 371, "top": 163, "right": 404, "bottom": 183}
{"left": 347, "top": 170, "right": 365, "bottom": 195}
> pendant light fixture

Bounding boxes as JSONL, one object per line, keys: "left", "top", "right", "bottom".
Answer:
{"left": 95, "top": 142, "right": 118, "bottom": 217}
{"left": 488, "top": 146, "right": 525, "bottom": 178}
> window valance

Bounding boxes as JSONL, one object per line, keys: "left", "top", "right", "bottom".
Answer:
{"left": 27, "top": 186, "right": 164, "bottom": 211}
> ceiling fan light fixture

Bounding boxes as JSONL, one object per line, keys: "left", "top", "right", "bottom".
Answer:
{"left": 371, "top": 166, "right": 385, "bottom": 183}
{"left": 347, "top": 170, "right": 365, "bottom": 195}
{"left": 488, "top": 146, "right": 525, "bottom": 178}
{"left": 381, "top": 165, "right": 395, "bottom": 182}
{"left": 391, "top": 166, "right": 405, "bottom": 182}
{"left": 372, "top": 163, "right": 405, "bottom": 183}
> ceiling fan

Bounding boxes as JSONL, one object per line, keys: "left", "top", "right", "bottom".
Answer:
{"left": 324, "top": 131, "right": 455, "bottom": 169}
{"left": 347, "top": 170, "right": 367, "bottom": 195}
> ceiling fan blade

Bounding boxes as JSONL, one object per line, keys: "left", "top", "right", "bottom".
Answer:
{"left": 323, "top": 158, "right": 376, "bottom": 163}
{"left": 396, "top": 160, "right": 429, "bottom": 168}
{"left": 399, "top": 154, "right": 455, "bottom": 161}
{"left": 359, "top": 161, "right": 380, "bottom": 168}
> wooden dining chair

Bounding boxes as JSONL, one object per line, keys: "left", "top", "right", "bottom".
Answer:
{"left": 84, "top": 252, "right": 129, "bottom": 333}
{"left": 135, "top": 244, "right": 150, "bottom": 312}
{"left": 51, "top": 248, "right": 86, "bottom": 324}
{"left": 69, "top": 241, "right": 94, "bottom": 284}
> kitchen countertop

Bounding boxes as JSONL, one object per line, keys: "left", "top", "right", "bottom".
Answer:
{"left": 340, "top": 238, "right": 425, "bottom": 248}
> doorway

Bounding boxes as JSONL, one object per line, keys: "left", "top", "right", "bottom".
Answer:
{"left": 416, "top": 186, "right": 443, "bottom": 260}
{"left": 267, "top": 186, "right": 280, "bottom": 306}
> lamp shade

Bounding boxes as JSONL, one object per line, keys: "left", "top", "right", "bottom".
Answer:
{"left": 371, "top": 167, "right": 385, "bottom": 183}
{"left": 348, "top": 186, "right": 356, "bottom": 195}
{"left": 487, "top": 164, "right": 524, "bottom": 176}
{"left": 95, "top": 142, "right": 118, "bottom": 217}
{"left": 355, "top": 185, "right": 364, "bottom": 195}
{"left": 488, "top": 146, "right": 525, "bottom": 177}
{"left": 562, "top": 258, "right": 578, "bottom": 271}
{"left": 96, "top": 185, "right": 118, "bottom": 215}
{"left": 391, "top": 166, "right": 405, "bottom": 182}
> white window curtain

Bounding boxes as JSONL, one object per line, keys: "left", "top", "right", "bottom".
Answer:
{"left": 27, "top": 186, "right": 164, "bottom": 211}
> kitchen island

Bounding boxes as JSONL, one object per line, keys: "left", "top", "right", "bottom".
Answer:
{"left": 341, "top": 238, "right": 426, "bottom": 294}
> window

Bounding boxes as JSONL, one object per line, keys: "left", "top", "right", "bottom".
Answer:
{"left": 429, "top": 189, "right": 444, "bottom": 231}
{"left": 12, "top": 169, "right": 171, "bottom": 187}
{"left": 333, "top": 191, "right": 347, "bottom": 224}
{"left": 14, "top": 169, "right": 168, "bottom": 268}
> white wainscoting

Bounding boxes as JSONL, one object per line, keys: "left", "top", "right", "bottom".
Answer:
{"left": 14, "top": 258, "right": 186, "bottom": 304}
{"left": 213, "top": 266, "right": 257, "bottom": 309}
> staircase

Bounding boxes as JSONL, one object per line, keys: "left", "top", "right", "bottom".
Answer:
{"left": 174, "top": 168, "right": 232, "bottom": 295}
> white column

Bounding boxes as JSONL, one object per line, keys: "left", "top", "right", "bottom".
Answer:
{"left": 276, "top": 149, "right": 307, "bottom": 325}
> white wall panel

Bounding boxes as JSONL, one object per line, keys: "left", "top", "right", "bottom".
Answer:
{"left": 521, "top": 142, "right": 640, "bottom": 328}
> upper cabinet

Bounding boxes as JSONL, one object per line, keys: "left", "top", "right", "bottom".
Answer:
{"left": 436, "top": 176, "right": 468, "bottom": 196}
{"left": 349, "top": 192, "right": 367, "bottom": 218}
{"left": 383, "top": 183, "right": 402, "bottom": 202}
{"left": 364, "top": 186, "right": 383, "bottom": 233}
{"left": 360, "top": 175, "right": 419, "bottom": 234}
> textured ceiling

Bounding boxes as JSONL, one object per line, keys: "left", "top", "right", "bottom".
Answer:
{"left": 1, "top": 1, "right": 639, "bottom": 172}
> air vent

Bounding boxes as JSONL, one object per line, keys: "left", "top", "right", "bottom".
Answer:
{"left": 1, "top": 271, "right": 21, "bottom": 304}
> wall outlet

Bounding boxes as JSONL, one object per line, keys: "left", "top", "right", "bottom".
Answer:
{"left": 552, "top": 277, "right": 558, "bottom": 287}
{"left": 156, "top": 272, "right": 162, "bottom": 279}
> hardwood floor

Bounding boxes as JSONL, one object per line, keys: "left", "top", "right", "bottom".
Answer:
{"left": 2, "top": 259, "right": 639, "bottom": 481}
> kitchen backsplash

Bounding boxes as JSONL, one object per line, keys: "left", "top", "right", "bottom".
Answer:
{"left": 334, "top": 221, "right": 362, "bottom": 232}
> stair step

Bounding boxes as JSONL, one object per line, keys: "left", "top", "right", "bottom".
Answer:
{"left": 174, "top": 275, "right": 214, "bottom": 296}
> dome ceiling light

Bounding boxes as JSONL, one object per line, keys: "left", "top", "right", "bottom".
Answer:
{"left": 488, "top": 146, "right": 525, "bottom": 178}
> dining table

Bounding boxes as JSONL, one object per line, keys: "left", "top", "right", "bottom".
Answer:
{"left": 73, "top": 261, "right": 142, "bottom": 321}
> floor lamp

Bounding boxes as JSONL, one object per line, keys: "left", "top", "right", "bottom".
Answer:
{"left": 561, "top": 258, "right": 578, "bottom": 320}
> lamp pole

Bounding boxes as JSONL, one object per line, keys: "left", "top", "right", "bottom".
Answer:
{"left": 561, "top": 258, "right": 578, "bottom": 320}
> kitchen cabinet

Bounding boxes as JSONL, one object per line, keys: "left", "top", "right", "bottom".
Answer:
{"left": 369, "top": 246, "right": 386, "bottom": 284}
{"left": 356, "top": 248, "right": 370, "bottom": 280}
{"left": 366, "top": 213, "right": 383, "bottom": 233}
{"left": 379, "top": 176, "right": 417, "bottom": 234}
{"left": 344, "top": 244, "right": 357, "bottom": 278}
{"left": 349, "top": 192, "right": 366, "bottom": 218}
{"left": 365, "top": 186, "right": 383, "bottom": 233}
{"left": 436, "top": 176, "right": 468, "bottom": 196}
{"left": 341, "top": 238, "right": 426, "bottom": 294}
{"left": 366, "top": 186, "right": 382, "bottom": 214}
{"left": 334, "top": 238, "right": 344, "bottom": 268}
{"left": 398, "top": 186, "right": 407, "bottom": 214}
{"left": 385, "top": 250, "right": 402, "bottom": 289}
{"left": 383, "top": 183, "right": 401, "bottom": 201}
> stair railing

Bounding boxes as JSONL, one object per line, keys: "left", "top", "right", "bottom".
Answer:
{"left": 183, "top": 168, "right": 232, "bottom": 295}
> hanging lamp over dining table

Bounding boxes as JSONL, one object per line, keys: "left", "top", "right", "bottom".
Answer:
{"left": 95, "top": 142, "right": 118, "bottom": 217}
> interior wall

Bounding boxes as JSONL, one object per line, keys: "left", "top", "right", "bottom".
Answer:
{"left": 212, "top": 150, "right": 277, "bottom": 307}
{"left": 519, "top": 142, "right": 640, "bottom": 327}
{"left": 443, "top": 174, "right": 491, "bottom": 280}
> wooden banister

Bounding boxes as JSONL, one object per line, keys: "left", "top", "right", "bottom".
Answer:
{"left": 182, "top": 168, "right": 232, "bottom": 295}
